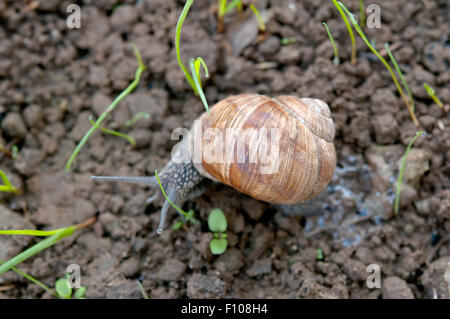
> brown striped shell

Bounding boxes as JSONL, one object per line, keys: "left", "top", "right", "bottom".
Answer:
{"left": 191, "top": 94, "right": 336, "bottom": 204}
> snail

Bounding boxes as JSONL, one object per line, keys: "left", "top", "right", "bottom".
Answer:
{"left": 91, "top": 94, "right": 336, "bottom": 234}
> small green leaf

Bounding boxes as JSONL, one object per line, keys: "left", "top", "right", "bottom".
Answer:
{"left": 11, "top": 145, "right": 18, "bottom": 159}
{"left": 74, "top": 286, "right": 86, "bottom": 299}
{"left": 281, "top": 37, "right": 296, "bottom": 45}
{"left": 208, "top": 209, "right": 227, "bottom": 233}
{"left": 172, "top": 220, "right": 183, "bottom": 231}
{"left": 423, "top": 83, "right": 435, "bottom": 96}
{"left": 55, "top": 278, "right": 72, "bottom": 299}
{"left": 316, "top": 249, "right": 324, "bottom": 261}
{"left": 210, "top": 238, "right": 227, "bottom": 255}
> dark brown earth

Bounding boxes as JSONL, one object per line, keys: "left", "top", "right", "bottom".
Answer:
{"left": 0, "top": 0, "right": 449, "bottom": 299}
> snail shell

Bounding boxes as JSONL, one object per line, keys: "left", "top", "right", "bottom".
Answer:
{"left": 190, "top": 94, "right": 336, "bottom": 205}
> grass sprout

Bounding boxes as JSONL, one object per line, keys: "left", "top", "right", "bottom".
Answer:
{"left": 175, "top": 0, "right": 210, "bottom": 113}
{"left": 337, "top": 2, "right": 420, "bottom": 128}
{"left": 423, "top": 83, "right": 444, "bottom": 110}
{"left": 332, "top": 0, "right": 356, "bottom": 65}
{"left": 217, "top": 0, "right": 243, "bottom": 32}
{"left": 385, "top": 43, "right": 415, "bottom": 112}
{"left": 137, "top": 280, "right": 149, "bottom": 299}
{"left": 0, "top": 259, "right": 57, "bottom": 297}
{"left": 322, "top": 22, "right": 340, "bottom": 65}
{"left": 316, "top": 249, "right": 324, "bottom": 261}
{"left": 0, "top": 216, "right": 96, "bottom": 276}
{"left": 65, "top": 44, "right": 146, "bottom": 171}
{"left": 89, "top": 116, "right": 136, "bottom": 146}
{"left": 189, "top": 57, "right": 210, "bottom": 112}
{"left": 11, "top": 145, "right": 18, "bottom": 159}
{"left": 281, "top": 37, "right": 296, "bottom": 45}
{"left": 0, "top": 169, "right": 20, "bottom": 194}
{"left": 394, "top": 130, "right": 424, "bottom": 215}
{"left": 249, "top": 4, "right": 266, "bottom": 32}
{"left": 123, "top": 112, "right": 150, "bottom": 127}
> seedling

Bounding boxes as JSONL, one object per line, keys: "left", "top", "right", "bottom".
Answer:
{"left": 65, "top": 44, "right": 146, "bottom": 171}
{"left": 89, "top": 116, "right": 136, "bottom": 147}
{"left": 217, "top": 0, "right": 243, "bottom": 32}
{"left": 249, "top": 4, "right": 266, "bottom": 32}
{"left": 175, "top": 0, "right": 210, "bottom": 113}
{"left": 322, "top": 22, "right": 340, "bottom": 66}
{"left": 394, "top": 130, "right": 424, "bottom": 215}
{"left": 11, "top": 145, "right": 18, "bottom": 159}
{"left": 189, "top": 57, "right": 210, "bottom": 112}
{"left": 332, "top": 0, "right": 356, "bottom": 65}
{"left": 154, "top": 170, "right": 199, "bottom": 233}
{"left": 0, "top": 259, "right": 86, "bottom": 298}
{"left": 316, "top": 249, "right": 324, "bottom": 261}
{"left": 385, "top": 43, "right": 415, "bottom": 112}
{"left": 208, "top": 208, "right": 228, "bottom": 255}
{"left": 122, "top": 112, "right": 150, "bottom": 127}
{"left": 337, "top": 2, "right": 420, "bottom": 128}
{"left": 0, "top": 259, "right": 56, "bottom": 297}
{"left": 0, "top": 217, "right": 95, "bottom": 297}
{"left": 0, "top": 169, "right": 20, "bottom": 194}
{"left": 281, "top": 37, "right": 296, "bottom": 45}
{"left": 0, "top": 217, "right": 96, "bottom": 276}
{"left": 423, "top": 83, "right": 444, "bottom": 110}
{"left": 172, "top": 209, "right": 199, "bottom": 231}
{"left": 55, "top": 275, "right": 86, "bottom": 299}
{"left": 137, "top": 280, "right": 149, "bottom": 299}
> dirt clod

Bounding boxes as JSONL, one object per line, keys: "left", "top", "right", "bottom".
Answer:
{"left": 382, "top": 276, "right": 414, "bottom": 299}
{"left": 187, "top": 274, "right": 226, "bottom": 298}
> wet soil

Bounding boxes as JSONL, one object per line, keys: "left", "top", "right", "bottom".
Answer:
{"left": 0, "top": 0, "right": 449, "bottom": 299}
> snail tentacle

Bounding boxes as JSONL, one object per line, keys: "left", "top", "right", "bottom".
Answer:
{"left": 91, "top": 160, "right": 205, "bottom": 234}
{"left": 90, "top": 176, "right": 157, "bottom": 187}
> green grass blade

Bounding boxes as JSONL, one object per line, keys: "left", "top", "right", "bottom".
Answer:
{"left": 385, "top": 43, "right": 415, "bottom": 112}
{"left": 0, "top": 229, "right": 65, "bottom": 236}
{"left": 65, "top": 44, "right": 146, "bottom": 171}
{"left": 224, "top": 0, "right": 242, "bottom": 15}
{"left": 424, "top": 83, "right": 444, "bottom": 108}
{"left": 249, "top": 4, "right": 266, "bottom": 32}
{"left": 0, "top": 259, "right": 57, "bottom": 297}
{"left": 337, "top": 2, "right": 420, "bottom": 128}
{"left": 154, "top": 170, "right": 189, "bottom": 218}
{"left": 137, "top": 280, "right": 149, "bottom": 299}
{"left": 322, "top": 22, "right": 340, "bottom": 65}
{"left": 11, "top": 145, "right": 18, "bottom": 159}
{"left": 332, "top": 0, "right": 356, "bottom": 65}
{"left": 122, "top": 112, "right": 150, "bottom": 127}
{"left": 175, "top": 0, "right": 197, "bottom": 94}
{"left": 0, "top": 169, "right": 19, "bottom": 194}
{"left": 218, "top": 0, "right": 227, "bottom": 18}
{"left": 194, "top": 57, "right": 210, "bottom": 82}
{"left": 189, "top": 58, "right": 210, "bottom": 113}
{"left": 0, "top": 227, "right": 75, "bottom": 276}
{"left": 394, "top": 130, "right": 424, "bottom": 215}
{"left": 89, "top": 116, "right": 136, "bottom": 146}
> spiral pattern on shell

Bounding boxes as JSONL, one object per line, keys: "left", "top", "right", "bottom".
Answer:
{"left": 191, "top": 94, "right": 336, "bottom": 204}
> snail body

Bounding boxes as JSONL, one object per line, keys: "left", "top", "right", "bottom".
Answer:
{"left": 92, "top": 94, "right": 336, "bottom": 233}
